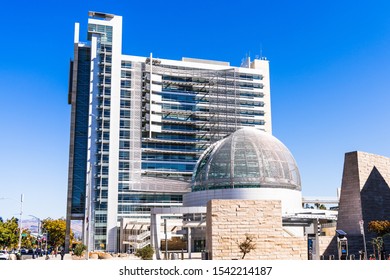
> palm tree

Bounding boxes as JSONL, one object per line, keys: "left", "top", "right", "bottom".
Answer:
{"left": 368, "top": 221, "right": 390, "bottom": 259}
{"left": 371, "top": 237, "right": 383, "bottom": 260}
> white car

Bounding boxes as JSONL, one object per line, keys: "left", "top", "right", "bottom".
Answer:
{"left": 0, "top": 250, "right": 9, "bottom": 260}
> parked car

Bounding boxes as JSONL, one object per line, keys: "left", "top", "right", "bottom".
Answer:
{"left": 0, "top": 250, "right": 10, "bottom": 260}
{"left": 21, "top": 249, "right": 35, "bottom": 255}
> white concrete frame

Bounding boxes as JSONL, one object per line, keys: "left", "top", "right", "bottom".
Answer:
{"left": 150, "top": 207, "right": 206, "bottom": 259}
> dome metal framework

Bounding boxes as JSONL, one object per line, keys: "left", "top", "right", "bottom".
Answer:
{"left": 191, "top": 127, "right": 301, "bottom": 192}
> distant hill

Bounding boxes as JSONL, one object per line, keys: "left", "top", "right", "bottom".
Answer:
{"left": 3, "top": 218, "right": 82, "bottom": 238}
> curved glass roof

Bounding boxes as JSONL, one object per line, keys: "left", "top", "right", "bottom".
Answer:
{"left": 191, "top": 127, "right": 301, "bottom": 191}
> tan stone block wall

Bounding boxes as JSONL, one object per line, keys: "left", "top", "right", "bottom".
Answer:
{"left": 338, "top": 151, "right": 390, "bottom": 236}
{"left": 318, "top": 236, "right": 335, "bottom": 256}
{"left": 356, "top": 152, "right": 390, "bottom": 188}
{"left": 206, "top": 200, "right": 307, "bottom": 260}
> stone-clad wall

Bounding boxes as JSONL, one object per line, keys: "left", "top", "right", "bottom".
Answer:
{"left": 338, "top": 151, "right": 390, "bottom": 236}
{"left": 206, "top": 200, "right": 307, "bottom": 260}
{"left": 319, "top": 236, "right": 337, "bottom": 257}
{"left": 336, "top": 151, "right": 390, "bottom": 257}
{"left": 337, "top": 152, "right": 363, "bottom": 235}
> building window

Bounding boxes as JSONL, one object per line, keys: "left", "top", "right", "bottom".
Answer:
{"left": 120, "top": 130, "right": 130, "bottom": 139}
{"left": 120, "top": 90, "right": 131, "bottom": 99}
{"left": 121, "top": 80, "right": 131, "bottom": 88}
{"left": 121, "top": 61, "right": 132, "bottom": 69}
{"left": 118, "top": 172, "right": 129, "bottom": 181}
{"left": 121, "top": 70, "right": 132, "bottom": 79}
{"left": 120, "top": 100, "right": 131, "bottom": 108}
{"left": 120, "top": 120, "right": 130, "bottom": 129}
{"left": 120, "top": 110, "right": 131, "bottom": 118}
{"left": 119, "top": 141, "right": 130, "bottom": 149}
{"left": 119, "top": 151, "right": 130, "bottom": 160}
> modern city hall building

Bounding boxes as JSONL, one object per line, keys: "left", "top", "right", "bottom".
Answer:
{"left": 65, "top": 11, "right": 272, "bottom": 252}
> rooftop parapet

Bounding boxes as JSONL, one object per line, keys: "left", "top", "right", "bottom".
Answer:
{"left": 88, "top": 11, "right": 115, "bottom": 20}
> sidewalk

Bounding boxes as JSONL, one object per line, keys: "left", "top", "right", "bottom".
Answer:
{"left": 20, "top": 252, "right": 200, "bottom": 260}
{"left": 35, "top": 254, "right": 72, "bottom": 260}
{"left": 35, "top": 253, "right": 139, "bottom": 260}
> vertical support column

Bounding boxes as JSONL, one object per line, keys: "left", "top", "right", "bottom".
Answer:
{"left": 150, "top": 214, "right": 155, "bottom": 250}
{"left": 86, "top": 33, "right": 100, "bottom": 253}
{"left": 164, "top": 219, "right": 168, "bottom": 259}
{"left": 105, "top": 14, "right": 122, "bottom": 253}
{"left": 150, "top": 213, "right": 161, "bottom": 259}
{"left": 84, "top": 163, "right": 93, "bottom": 259}
{"left": 65, "top": 22, "right": 81, "bottom": 254}
{"left": 313, "top": 219, "right": 320, "bottom": 260}
{"left": 65, "top": 219, "right": 72, "bottom": 253}
{"left": 187, "top": 227, "right": 192, "bottom": 259}
{"left": 119, "top": 218, "right": 124, "bottom": 253}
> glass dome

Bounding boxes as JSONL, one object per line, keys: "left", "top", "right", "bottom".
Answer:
{"left": 191, "top": 127, "right": 301, "bottom": 192}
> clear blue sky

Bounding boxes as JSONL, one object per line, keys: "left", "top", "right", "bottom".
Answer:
{"left": 1, "top": 0, "right": 389, "bottom": 220}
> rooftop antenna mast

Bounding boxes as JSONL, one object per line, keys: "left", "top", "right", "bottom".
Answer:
{"left": 240, "top": 52, "right": 251, "bottom": 68}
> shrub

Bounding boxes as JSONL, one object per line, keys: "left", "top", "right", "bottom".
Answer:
{"left": 73, "top": 243, "right": 87, "bottom": 258}
{"left": 135, "top": 245, "right": 154, "bottom": 260}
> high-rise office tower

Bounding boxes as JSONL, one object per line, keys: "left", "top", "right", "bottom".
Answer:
{"left": 66, "top": 11, "right": 272, "bottom": 252}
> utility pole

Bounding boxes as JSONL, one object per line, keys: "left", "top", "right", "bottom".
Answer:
{"left": 18, "top": 194, "right": 24, "bottom": 251}
{"left": 359, "top": 220, "right": 367, "bottom": 260}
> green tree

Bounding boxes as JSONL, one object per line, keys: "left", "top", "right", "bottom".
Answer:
{"left": 314, "top": 203, "right": 327, "bottom": 210}
{"left": 368, "top": 221, "right": 390, "bottom": 236}
{"left": 21, "top": 231, "right": 34, "bottom": 249}
{"left": 135, "top": 245, "right": 154, "bottom": 260}
{"left": 41, "top": 218, "right": 72, "bottom": 249}
{"left": 0, "top": 218, "right": 19, "bottom": 249}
